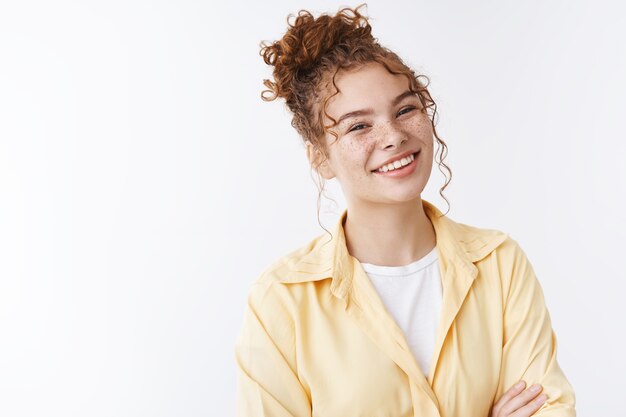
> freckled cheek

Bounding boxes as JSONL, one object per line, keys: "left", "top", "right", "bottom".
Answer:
{"left": 337, "top": 140, "right": 376, "bottom": 172}
{"left": 405, "top": 117, "right": 430, "bottom": 132}
{"left": 405, "top": 119, "right": 434, "bottom": 147}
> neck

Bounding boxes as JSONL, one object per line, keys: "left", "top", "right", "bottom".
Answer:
{"left": 343, "top": 198, "right": 436, "bottom": 266}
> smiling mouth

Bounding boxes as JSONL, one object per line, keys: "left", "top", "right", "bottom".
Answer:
{"left": 371, "top": 151, "right": 420, "bottom": 173}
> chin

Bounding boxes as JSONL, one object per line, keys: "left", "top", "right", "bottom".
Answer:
{"left": 385, "top": 181, "right": 427, "bottom": 202}
{"left": 375, "top": 188, "right": 424, "bottom": 204}
{"left": 350, "top": 177, "right": 430, "bottom": 206}
{"left": 389, "top": 193, "right": 423, "bottom": 204}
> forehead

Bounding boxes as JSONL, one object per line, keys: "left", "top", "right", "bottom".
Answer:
{"left": 325, "top": 62, "right": 410, "bottom": 115}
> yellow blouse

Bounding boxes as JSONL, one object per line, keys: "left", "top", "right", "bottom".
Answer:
{"left": 234, "top": 200, "right": 576, "bottom": 416}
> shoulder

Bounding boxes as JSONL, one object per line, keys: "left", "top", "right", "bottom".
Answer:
{"left": 245, "top": 230, "right": 333, "bottom": 302}
{"left": 239, "top": 231, "right": 340, "bottom": 337}
{"left": 442, "top": 214, "right": 531, "bottom": 269}
{"left": 440, "top": 214, "right": 513, "bottom": 262}
{"left": 256, "top": 231, "right": 332, "bottom": 284}
{"left": 454, "top": 220, "right": 508, "bottom": 247}
{"left": 462, "top": 224, "right": 540, "bottom": 295}
{"left": 449, "top": 220, "right": 541, "bottom": 297}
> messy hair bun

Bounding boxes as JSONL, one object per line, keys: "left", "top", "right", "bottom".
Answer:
{"left": 260, "top": 4, "right": 373, "bottom": 105}
{"left": 260, "top": 5, "right": 385, "bottom": 143}
{"left": 259, "top": 3, "right": 451, "bottom": 213}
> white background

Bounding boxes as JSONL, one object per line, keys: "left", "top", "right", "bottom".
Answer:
{"left": 1, "top": 1, "right": 624, "bottom": 415}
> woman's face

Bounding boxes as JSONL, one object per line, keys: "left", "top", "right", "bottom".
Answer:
{"left": 310, "top": 61, "right": 434, "bottom": 208}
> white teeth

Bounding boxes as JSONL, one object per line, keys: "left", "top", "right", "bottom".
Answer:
{"left": 377, "top": 153, "right": 416, "bottom": 173}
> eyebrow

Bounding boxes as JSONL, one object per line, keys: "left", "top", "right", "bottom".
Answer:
{"left": 335, "top": 90, "right": 418, "bottom": 126}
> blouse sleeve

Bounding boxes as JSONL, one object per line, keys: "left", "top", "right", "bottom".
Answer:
{"left": 234, "top": 281, "right": 312, "bottom": 417}
{"left": 495, "top": 238, "right": 576, "bottom": 416}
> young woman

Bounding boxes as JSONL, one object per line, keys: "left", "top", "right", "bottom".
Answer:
{"left": 235, "top": 5, "right": 576, "bottom": 417}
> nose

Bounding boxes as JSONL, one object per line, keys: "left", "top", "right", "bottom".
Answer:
{"left": 379, "top": 120, "right": 408, "bottom": 150}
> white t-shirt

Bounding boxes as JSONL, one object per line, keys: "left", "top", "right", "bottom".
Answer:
{"left": 360, "top": 246, "right": 442, "bottom": 378}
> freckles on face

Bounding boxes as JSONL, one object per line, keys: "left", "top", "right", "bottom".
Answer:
{"left": 326, "top": 134, "right": 376, "bottom": 180}
{"left": 406, "top": 115, "right": 435, "bottom": 148}
{"left": 327, "top": 111, "right": 434, "bottom": 178}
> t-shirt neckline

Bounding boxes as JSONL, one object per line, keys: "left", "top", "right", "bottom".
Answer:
{"left": 359, "top": 246, "right": 439, "bottom": 277}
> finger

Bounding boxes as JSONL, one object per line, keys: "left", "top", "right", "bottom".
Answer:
{"left": 510, "top": 393, "right": 547, "bottom": 417}
{"left": 500, "top": 384, "right": 544, "bottom": 416}
{"left": 492, "top": 381, "right": 526, "bottom": 415}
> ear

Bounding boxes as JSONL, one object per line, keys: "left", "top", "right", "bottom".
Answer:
{"left": 305, "top": 141, "right": 335, "bottom": 180}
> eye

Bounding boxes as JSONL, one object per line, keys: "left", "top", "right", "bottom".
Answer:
{"left": 397, "top": 106, "right": 416, "bottom": 117}
{"left": 347, "top": 123, "right": 368, "bottom": 133}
